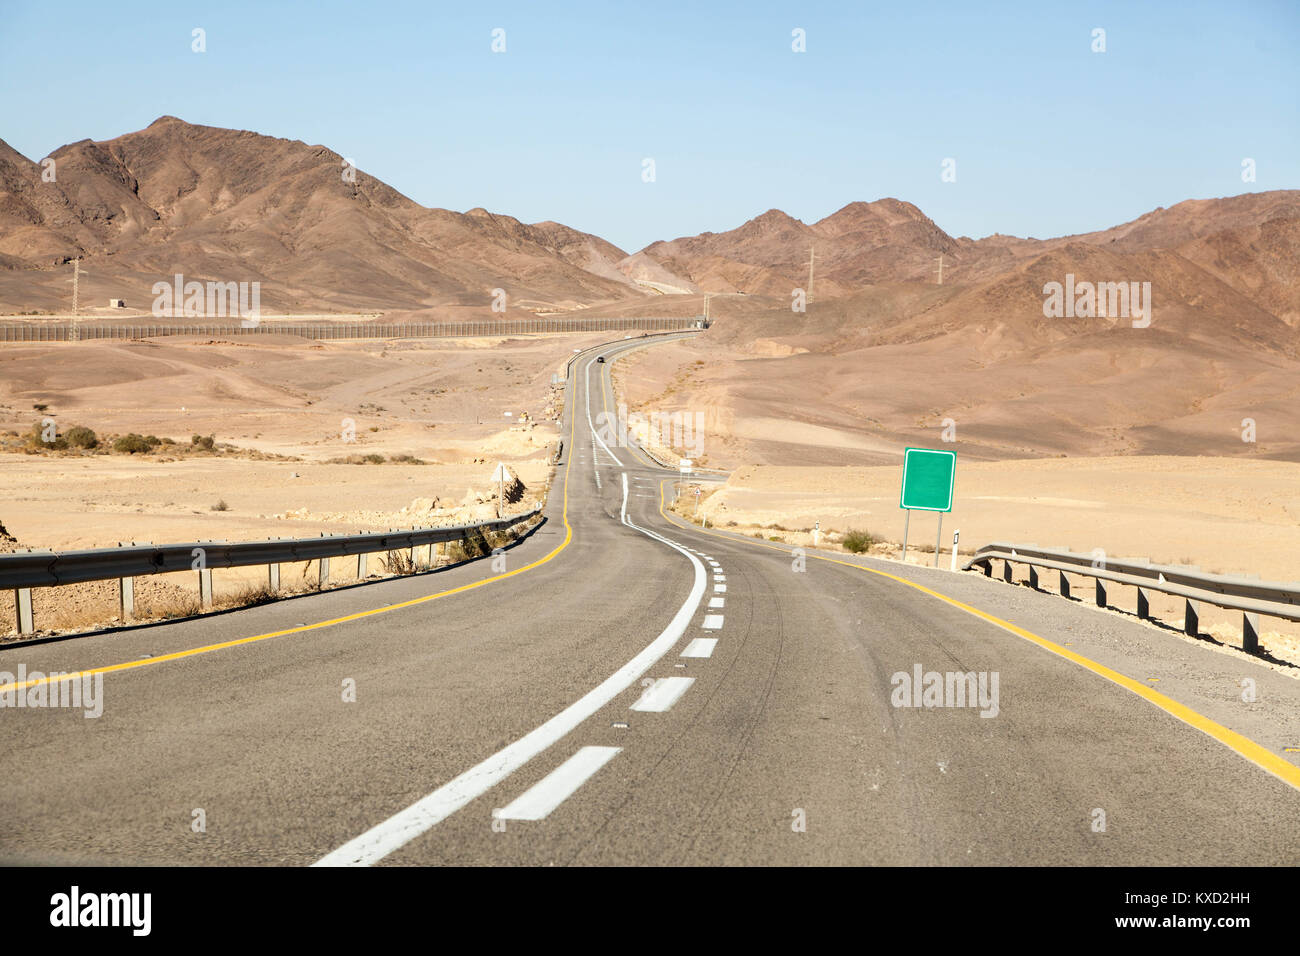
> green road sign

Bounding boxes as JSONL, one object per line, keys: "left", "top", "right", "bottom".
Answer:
{"left": 899, "top": 447, "right": 955, "bottom": 512}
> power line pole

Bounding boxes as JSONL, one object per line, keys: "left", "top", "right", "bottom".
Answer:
{"left": 69, "top": 258, "right": 86, "bottom": 341}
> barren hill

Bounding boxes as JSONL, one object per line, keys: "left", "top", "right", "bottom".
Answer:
{"left": 0, "top": 117, "right": 644, "bottom": 314}
{"left": 613, "top": 192, "right": 1300, "bottom": 467}
{"left": 630, "top": 191, "right": 1300, "bottom": 322}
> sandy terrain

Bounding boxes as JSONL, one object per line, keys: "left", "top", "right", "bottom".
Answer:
{"left": 681, "top": 457, "right": 1300, "bottom": 582}
{"left": 0, "top": 329, "right": 593, "bottom": 638}
{"left": 661, "top": 456, "right": 1300, "bottom": 667}
{"left": 0, "top": 456, "right": 551, "bottom": 552}
{"left": 0, "top": 332, "right": 619, "bottom": 476}
{"left": 0, "top": 330, "right": 612, "bottom": 558}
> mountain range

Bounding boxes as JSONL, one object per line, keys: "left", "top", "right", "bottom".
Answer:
{"left": 2, "top": 118, "right": 1297, "bottom": 333}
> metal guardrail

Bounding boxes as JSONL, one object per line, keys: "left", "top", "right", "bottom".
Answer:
{"left": 964, "top": 542, "right": 1300, "bottom": 655}
{"left": 2, "top": 508, "right": 540, "bottom": 636}
{"left": 0, "top": 316, "right": 707, "bottom": 343}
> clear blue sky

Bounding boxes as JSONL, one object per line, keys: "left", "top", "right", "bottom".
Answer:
{"left": 2, "top": 0, "right": 1297, "bottom": 252}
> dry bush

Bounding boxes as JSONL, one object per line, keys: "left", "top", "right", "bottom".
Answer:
{"left": 381, "top": 549, "right": 416, "bottom": 574}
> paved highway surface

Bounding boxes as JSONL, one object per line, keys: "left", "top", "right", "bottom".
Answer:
{"left": 2, "top": 334, "right": 1299, "bottom": 866}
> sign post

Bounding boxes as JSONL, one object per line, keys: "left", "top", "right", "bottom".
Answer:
{"left": 490, "top": 462, "right": 510, "bottom": 518}
{"left": 898, "top": 447, "right": 956, "bottom": 566}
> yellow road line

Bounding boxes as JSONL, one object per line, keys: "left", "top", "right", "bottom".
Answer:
{"left": 655, "top": 481, "right": 1300, "bottom": 793}
{"left": 0, "top": 365, "right": 583, "bottom": 696}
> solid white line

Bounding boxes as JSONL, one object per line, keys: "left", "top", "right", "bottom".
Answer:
{"left": 714, "top": 584, "right": 727, "bottom": 593}
{"left": 680, "top": 638, "right": 717, "bottom": 659}
{"left": 585, "top": 359, "right": 623, "bottom": 467}
{"left": 702, "top": 614, "right": 724, "bottom": 630}
{"left": 708, "top": 597, "right": 724, "bottom": 608}
{"left": 621, "top": 471, "right": 628, "bottom": 523}
{"left": 315, "top": 358, "right": 705, "bottom": 868}
{"left": 495, "top": 746, "right": 621, "bottom": 821}
{"left": 631, "top": 676, "right": 695, "bottom": 712}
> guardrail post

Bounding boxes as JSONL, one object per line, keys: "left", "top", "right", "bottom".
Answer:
{"left": 1242, "top": 612, "right": 1260, "bottom": 655}
{"left": 1095, "top": 578, "right": 1107, "bottom": 608}
{"left": 268, "top": 561, "right": 280, "bottom": 593}
{"left": 1184, "top": 599, "right": 1199, "bottom": 636}
{"left": 1136, "top": 587, "right": 1150, "bottom": 620}
{"left": 117, "top": 542, "right": 135, "bottom": 621}
{"left": 13, "top": 587, "right": 34, "bottom": 635}
{"left": 1027, "top": 566, "right": 1039, "bottom": 590}
{"left": 1058, "top": 570, "right": 1071, "bottom": 600}
{"left": 356, "top": 551, "right": 367, "bottom": 580}
{"left": 1002, "top": 559, "right": 1013, "bottom": 583}
{"left": 198, "top": 566, "right": 213, "bottom": 608}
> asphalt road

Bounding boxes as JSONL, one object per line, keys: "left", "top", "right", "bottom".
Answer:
{"left": 2, "top": 333, "right": 1299, "bottom": 866}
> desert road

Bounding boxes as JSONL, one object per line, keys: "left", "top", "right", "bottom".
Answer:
{"left": 2, "top": 334, "right": 1300, "bottom": 866}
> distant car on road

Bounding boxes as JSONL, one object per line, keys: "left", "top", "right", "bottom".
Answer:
{"left": 596, "top": 356, "right": 605, "bottom": 363}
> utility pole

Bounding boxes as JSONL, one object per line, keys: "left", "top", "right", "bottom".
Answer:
{"left": 934, "top": 253, "right": 944, "bottom": 286}
{"left": 807, "top": 246, "right": 815, "bottom": 304}
{"left": 69, "top": 258, "right": 86, "bottom": 341}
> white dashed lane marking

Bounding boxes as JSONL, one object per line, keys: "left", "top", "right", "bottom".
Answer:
{"left": 702, "top": 614, "right": 724, "bottom": 630}
{"left": 708, "top": 597, "right": 724, "bottom": 608}
{"left": 681, "top": 638, "right": 717, "bottom": 659}
{"left": 631, "top": 676, "right": 695, "bottom": 712}
{"left": 714, "top": 584, "right": 727, "bottom": 593}
{"left": 496, "top": 746, "right": 622, "bottom": 821}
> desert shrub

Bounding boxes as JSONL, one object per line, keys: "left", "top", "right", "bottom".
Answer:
{"left": 211, "top": 499, "right": 229, "bottom": 512}
{"left": 64, "top": 426, "right": 98, "bottom": 449}
{"left": 363, "top": 453, "right": 385, "bottom": 464}
{"left": 381, "top": 550, "right": 416, "bottom": 574}
{"left": 25, "top": 422, "right": 66, "bottom": 451}
{"left": 191, "top": 434, "right": 215, "bottom": 451}
{"left": 113, "top": 433, "right": 153, "bottom": 454}
{"left": 842, "top": 529, "right": 878, "bottom": 554}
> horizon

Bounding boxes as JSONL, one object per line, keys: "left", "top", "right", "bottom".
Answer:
{"left": 1, "top": 0, "right": 1297, "bottom": 251}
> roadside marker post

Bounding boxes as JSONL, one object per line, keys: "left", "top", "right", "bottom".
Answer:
{"left": 898, "top": 447, "right": 956, "bottom": 567}
{"left": 490, "top": 462, "right": 510, "bottom": 518}
{"left": 950, "top": 529, "right": 960, "bottom": 572}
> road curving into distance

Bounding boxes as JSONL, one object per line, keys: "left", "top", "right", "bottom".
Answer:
{"left": 2, "top": 332, "right": 1299, "bottom": 866}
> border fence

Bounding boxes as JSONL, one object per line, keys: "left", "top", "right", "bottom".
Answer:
{"left": 0, "top": 315, "right": 707, "bottom": 343}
